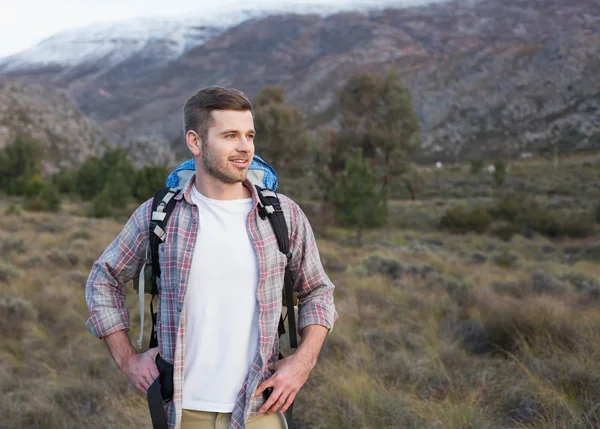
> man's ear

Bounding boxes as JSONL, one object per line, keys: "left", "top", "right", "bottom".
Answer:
{"left": 186, "top": 131, "right": 201, "bottom": 157}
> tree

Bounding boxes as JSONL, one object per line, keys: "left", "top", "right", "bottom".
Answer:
{"left": 317, "top": 69, "right": 421, "bottom": 198}
{"left": 52, "top": 169, "right": 77, "bottom": 194}
{"left": 38, "top": 183, "right": 61, "bottom": 212}
{"left": 0, "top": 135, "right": 43, "bottom": 195}
{"left": 76, "top": 148, "right": 136, "bottom": 200}
{"left": 493, "top": 160, "right": 507, "bottom": 186}
{"left": 106, "top": 170, "right": 132, "bottom": 207}
{"left": 402, "top": 165, "right": 425, "bottom": 200}
{"left": 370, "top": 70, "right": 421, "bottom": 188}
{"left": 91, "top": 187, "right": 112, "bottom": 218}
{"left": 133, "top": 164, "right": 169, "bottom": 202}
{"left": 331, "top": 150, "right": 387, "bottom": 245}
{"left": 76, "top": 156, "right": 105, "bottom": 200}
{"left": 253, "top": 86, "right": 310, "bottom": 185}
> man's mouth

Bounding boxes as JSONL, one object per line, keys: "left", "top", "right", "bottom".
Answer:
{"left": 230, "top": 158, "right": 249, "bottom": 167}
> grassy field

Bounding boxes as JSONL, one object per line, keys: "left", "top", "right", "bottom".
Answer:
{"left": 1, "top": 154, "right": 599, "bottom": 429}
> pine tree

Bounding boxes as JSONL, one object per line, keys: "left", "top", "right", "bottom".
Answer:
{"left": 253, "top": 86, "right": 309, "bottom": 183}
{"left": 331, "top": 150, "right": 387, "bottom": 245}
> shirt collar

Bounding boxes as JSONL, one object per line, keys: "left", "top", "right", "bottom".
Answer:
{"left": 175, "top": 173, "right": 261, "bottom": 208}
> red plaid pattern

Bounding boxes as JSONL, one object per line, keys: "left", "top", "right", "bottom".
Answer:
{"left": 85, "top": 176, "right": 338, "bottom": 429}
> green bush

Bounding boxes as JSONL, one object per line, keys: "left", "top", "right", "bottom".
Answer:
{"left": 490, "top": 194, "right": 526, "bottom": 222}
{"left": 331, "top": 150, "right": 387, "bottom": 244}
{"left": 439, "top": 204, "right": 492, "bottom": 234}
{"left": 133, "top": 164, "right": 169, "bottom": 202}
{"left": 470, "top": 160, "right": 484, "bottom": 175}
{"left": 91, "top": 187, "right": 112, "bottom": 218}
{"left": 493, "top": 160, "right": 507, "bottom": 186}
{"left": 38, "top": 182, "right": 61, "bottom": 212}
{"left": 23, "top": 182, "right": 61, "bottom": 212}
{"left": 24, "top": 176, "right": 44, "bottom": 199}
{"left": 0, "top": 135, "right": 43, "bottom": 195}
{"left": 23, "top": 198, "right": 46, "bottom": 212}
{"left": 52, "top": 169, "right": 77, "bottom": 194}
{"left": 595, "top": 201, "right": 600, "bottom": 224}
{"left": 522, "top": 206, "right": 594, "bottom": 238}
{"left": 494, "top": 249, "right": 519, "bottom": 268}
{"left": 76, "top": 156, "right": 106, "bottom": 200}
{"left": 4, "top": 204, "right": 21, "bottom": 216}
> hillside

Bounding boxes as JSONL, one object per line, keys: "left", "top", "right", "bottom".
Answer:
{"left": 0, "top": 77, "right": 107, "bottom": 173}
{"left": 1, "top": 0, "right": 598, "bottom": 166}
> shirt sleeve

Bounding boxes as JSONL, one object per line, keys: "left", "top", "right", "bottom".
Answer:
{"left": 85, "top": 200, "right": 152, "bottom": 339}
{"left": 288, "top": 200, "right": 338, "bottom": 333}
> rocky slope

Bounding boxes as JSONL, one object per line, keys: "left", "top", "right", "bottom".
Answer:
{"left": 2, "top": 0, "right": 599, "bottom": 165}
{"left": 0, "top": 78, "right": 107, "bottom": 173}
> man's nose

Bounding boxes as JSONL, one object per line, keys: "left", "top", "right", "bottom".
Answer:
{"left": 237, "top": 136, "right": 252, "bottom": 152}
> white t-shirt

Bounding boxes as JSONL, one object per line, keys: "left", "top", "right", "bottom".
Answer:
{"left": 182, "top": 185, "right": 259, "bottom": 413}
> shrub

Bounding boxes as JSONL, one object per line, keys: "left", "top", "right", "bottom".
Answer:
{"left": 493, "top": 160, "right": 507, "bottom": 186}
{"left": 0, "top": 135, "right": 43, "bottom": 195}
{"left": 69, "top": 229, "right": 92, "bottom": 241}
{"left": 494, "top": 249, "right": 519, "bottom": 268}
{"left": 0, "top": 261, "right": 22, "bottom": 282}
{"left": 0, "top": 236, "right": 26, "bottom": 255}
{"left": 91, "top": 188, "right": 112, "bottom": 218}
{"left": 4, "top": 204, "right": 21, "bottom": 216}
{"left": 523, "top": 207, "right": 594, "bottom": 238}
{"left": 38, "top": 182, "right": 61, "bottom": 212}
{"left": 470, "top": 159, "right": 484, "bottom": 175}
{"left": 24, "top": 176, "right": 44, "bottom": 199}
{"left": 133, "top": 164, "right": 169, "bottom": 202}
{"left": 52, "top": 169, "right": 77, "bottom": 194}
{"left": 331, "top": 149, "right": 387, "bottom": 244}
{"left": 0, "top": 297, "right": 37, "bottom": 336}
{"left": 23, "top": 198, "right": 46, "bottom": 212}
{"left": 530, "top": 270, "right": 569, "bottom": 295}
{"left": 595, "top": 201, "right": 600, "bottom": 224}
{"left": 490, "top": 193, "right": 527, "bottom": 222}
{"left": 363, "top": 255, "right": 404, "bottom": 279}
{"left": 439, "top": 204, "right": 491, "bottom": 234}
{"left": 489, "top": 220, "right": 518, "bottom": 241}
{"left": 45, "top": 249, "right": 79, "bottom": 267}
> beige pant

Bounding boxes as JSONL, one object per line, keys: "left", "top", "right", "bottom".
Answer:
{"left": 181, "top": 409, "right": 288, "bottom": 429}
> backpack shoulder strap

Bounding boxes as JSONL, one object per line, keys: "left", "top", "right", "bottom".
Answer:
{"left": 149, "top": 187, "right": 180, "bottom": 293}
{"left": 255, "top": 185, "right": 297, "bottom": 349}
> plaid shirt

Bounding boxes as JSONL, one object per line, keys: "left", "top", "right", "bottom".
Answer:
{"left": 85, "top": 175, "right": 338, "bottom": 429}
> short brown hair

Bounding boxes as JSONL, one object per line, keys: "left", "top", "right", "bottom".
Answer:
{"left": 183, "top": 86, "right": 252, "bottom": 143}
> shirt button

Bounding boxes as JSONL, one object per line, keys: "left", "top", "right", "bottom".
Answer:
{"left": 187, "top": 246, "right": 192, "bottom": 252}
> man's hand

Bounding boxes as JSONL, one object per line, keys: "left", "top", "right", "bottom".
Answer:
{"left": 122, "top": 347, "right": 160, "bottom": 394}
{"left": 254, "top": 353, "right": 314, "bottom": 415}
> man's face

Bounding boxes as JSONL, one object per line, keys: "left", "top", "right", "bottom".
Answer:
{"left": 199, "top": 109, "right": 255, "bottom": 185}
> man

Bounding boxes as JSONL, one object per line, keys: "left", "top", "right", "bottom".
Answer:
{"left": 85, "top": 86, "right": 338, "bottom": 429}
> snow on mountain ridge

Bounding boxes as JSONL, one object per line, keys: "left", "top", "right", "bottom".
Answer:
{"left": 0, "top": 0, "right": 436, "bottom": 72}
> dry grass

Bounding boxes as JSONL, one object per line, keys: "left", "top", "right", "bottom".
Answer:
{"left": 1, "top": 155, "right": 600, "bottom": 429}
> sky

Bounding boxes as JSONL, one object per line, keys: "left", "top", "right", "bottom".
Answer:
{"left": 0, "top": 0, "right": 431, "bottom": 59}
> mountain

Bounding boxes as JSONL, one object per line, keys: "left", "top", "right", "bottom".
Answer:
{"left": 0, "top": 77, "right": 107, "bottom": 173}
{"left": 1, "top": 0, "right": 599, "bottom": 166}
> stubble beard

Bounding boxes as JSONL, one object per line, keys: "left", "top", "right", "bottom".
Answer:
{"left": 201, "top": 140, "right": 247, "bottom": 185}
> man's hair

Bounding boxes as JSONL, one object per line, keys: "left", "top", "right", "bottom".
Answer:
{"left": 183, "top": 86, "right": 253, "bottom": 143}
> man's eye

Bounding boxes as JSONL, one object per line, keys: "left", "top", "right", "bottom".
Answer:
{"left": 226, "top": 134, "right": 235, "bottom": 138}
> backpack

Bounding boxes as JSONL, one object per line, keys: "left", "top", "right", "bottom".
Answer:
{"left": 133, "top": 156, "right": 298, "bottom": 429}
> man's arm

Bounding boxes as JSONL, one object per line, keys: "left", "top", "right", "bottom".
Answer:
{"left": 85, "top": 200, "right": 159, "bottom": 392}
{"left": 85, "top": 200, "right": 151, "bottom": 340}
{"left": 104, "top": 330, "right": 159, "bottom": 394}
{"left": 255, "top": 200, "right": 338, "bottom": 414}
{"left": 255, "top": 324, "right": 328, "bottom": 415}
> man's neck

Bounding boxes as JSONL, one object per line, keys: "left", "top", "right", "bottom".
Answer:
{"left": 194, "top": 170, "right": 250, "bottom": 200}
